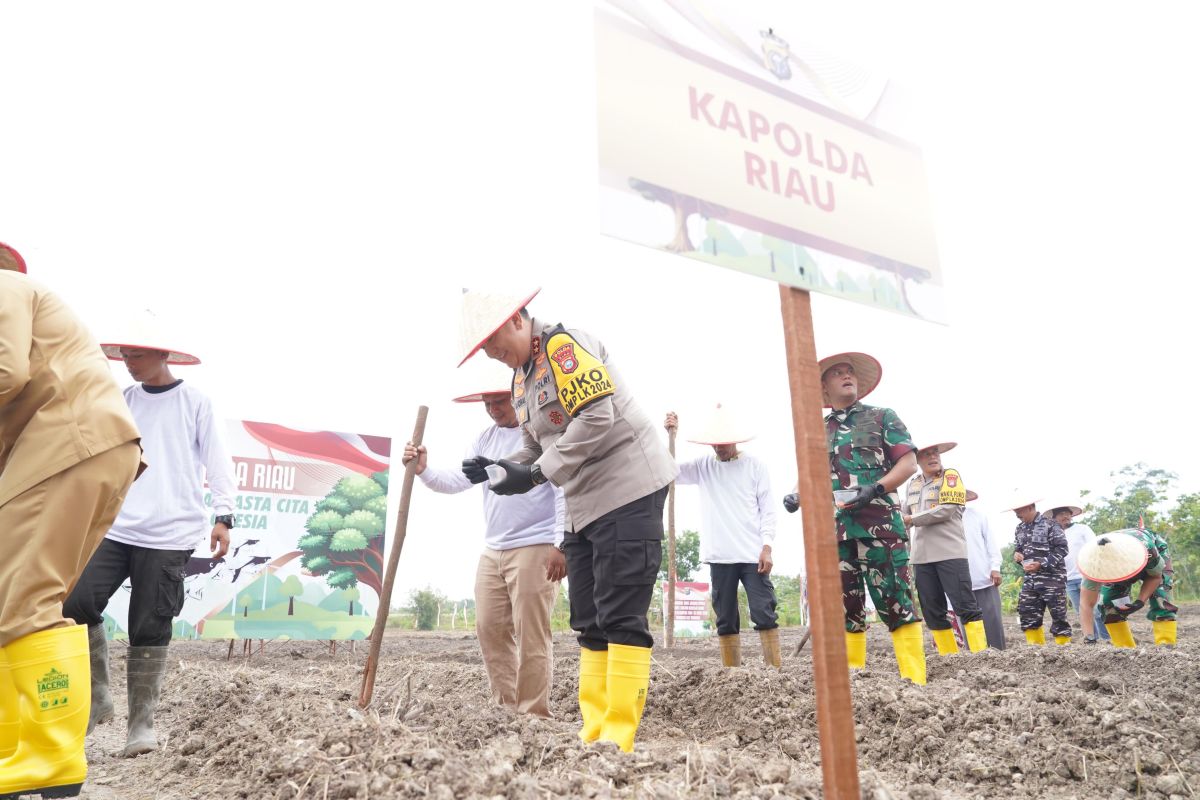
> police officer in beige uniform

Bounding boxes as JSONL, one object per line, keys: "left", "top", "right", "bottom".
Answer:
{"left": 901, "top": 440, "right": 987, "bottom": 655}
{"left": 456, "top": 288, "right": 676, "bottom": 754}
{"left": 1, "top": 242, "right": 142, "bottom": 799}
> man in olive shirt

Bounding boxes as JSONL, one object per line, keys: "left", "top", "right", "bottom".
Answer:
{"left": 457, "top": 288, "right": 676, "bottom": 753}
{"left": 901, "top": 440, "right": 987, "bottom": 654}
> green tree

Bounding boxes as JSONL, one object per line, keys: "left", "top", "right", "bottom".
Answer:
{"left": 298, "top": 472, "right": 389, "bottom": 595}
{"left": 999, "top": 543, "right": 1022, "bottom": 614}
{"left": 1081, "top": 463, "right": 1176, "bottom": 532}
{"left": 280, "top": 575, "right": 303, "bottom": 616}
{"left": 660, "top": 530, "right": 702, "bottom": 582}
{"left": 343, "top": 587, "right": 361, "bottom": 616}
{"left": 408, "top": 587, "right": 447, "bottom": 631}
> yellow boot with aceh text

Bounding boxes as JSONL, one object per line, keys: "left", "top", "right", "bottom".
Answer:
{"left": 0, "top": 625, "right": 91, "bottom": 800}
{"left": 597, "top": 643, "right": 651, "bottom": 753}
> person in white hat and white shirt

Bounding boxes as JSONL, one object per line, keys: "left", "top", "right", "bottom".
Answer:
{"left": 901, "top": 441, "right": 988, "bottom": 654}
{"left": 63, "top": 313, "right": 237, "bottom": 758}
{"left": 961, "top": 490, "right": 1005, "bottom": 649}
{"left": 1047, "top": 504, "right": 1109, "bottom": 643}
{"left": 456, "top": 288, "right": 676, "bottom": 754}
{"left": 1006, "top": 492, "right": 1071, "bottom": 646}
{"left": 663, "top": 405, "right": 780, "bottom": 669}
{"left": 402, "top": 362, "right": 565, "bottom": 718}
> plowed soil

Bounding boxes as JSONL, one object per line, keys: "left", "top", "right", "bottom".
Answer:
{"left": 74, "top": 608, "right": 1198, "bottom": 800}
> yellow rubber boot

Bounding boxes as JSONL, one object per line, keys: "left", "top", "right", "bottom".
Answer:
{"left": 1024, "top": 628, "right": 1046, "bottom": 646}
{"left": 963, "top": 620, "right": 988, "bottom": 653}
{"left": 0, "top": 625, "right": 90, "bottom": 799}
{"left": 577, "top": 648, "right": 607, "bottom": 743}
{"left": 758, "top": 629, "right": 782, "bottom": 668}
{"left": 931, "top": 628, "right": 959, "bottom": 656}
{"left": 1054, "top": 634, "right": 1071, "bottom": 646}
{"left": 1106, "top": 621, "right": 1137, "bottom": 648}
{"left": 1152, "top": 620, "right": 1177, "bottom": 646}
{"left": 718, "top": 635, "right": 742, "bottom": 667}
{"left": 845, "top": 631, "right": 866, "bottom": 669}
{"left": 597, "top": 643, "right": 651, "bottom": 753}
{"left": 0, "top": 648, "right": 17, "bottom": 759}
{"left": 890, "top": 623, "right": 926, "bottom": 685}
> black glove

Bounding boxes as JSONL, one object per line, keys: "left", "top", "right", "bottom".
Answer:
{"left": 782, "top": 493, "right": 799, "bottom": 514}
{"left": 489, "top": 459, "right": 537, "bottom": 496}
{"left": 843, "top": 482, "right": 885, "bottom": 512}
{"left": 1116, "top": 599, "right": 1145, "bottom": 618}
{"left": 462, "top": 456, "right": 495, "bottom": 484}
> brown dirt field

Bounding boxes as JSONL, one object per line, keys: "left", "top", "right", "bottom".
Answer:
{"left": 71, "top": 608, "right": 1198, "bottom": 800}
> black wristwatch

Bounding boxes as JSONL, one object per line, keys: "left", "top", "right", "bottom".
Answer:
{"left": 531, "top": 464, "right": 548, "bottom": 486}
{"left": 214, "top": 514, "right": 235, "bottom": 529}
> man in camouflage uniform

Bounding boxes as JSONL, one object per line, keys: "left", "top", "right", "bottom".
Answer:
{"left": 1008, "top": 494, "right": 1071, "bottom": 645}
{"left": 1078, "top": 528, "right": 1178, "bottom": 647}
{"left": 817, "top": 352, "right": 924, "bottom": 684}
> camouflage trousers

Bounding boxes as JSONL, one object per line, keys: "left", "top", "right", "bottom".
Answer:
{"left": 838, "top": 536, "right": 921, "bottom": 633}
{"left": 1099, "top": 572, "right": 1178, "bottom": 623}
{"left": 1017, "top": 573, "right": 1071, "bottom": 636}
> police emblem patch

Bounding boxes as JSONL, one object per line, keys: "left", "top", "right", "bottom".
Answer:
{"left": 549, "top": 410, "right": 564, "bottom": 426}
{"left": 551, "top": 343, "right": 578, "bottom": 374}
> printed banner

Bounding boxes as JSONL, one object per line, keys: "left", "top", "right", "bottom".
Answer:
{"left": 596, "top": 2, "right": 944, "bottom": 321}
{"left": 663, "top": 581, "right": 712, "bottom": 638}
{"left": 102, "top": 421, "right": 392, "bottom": 641}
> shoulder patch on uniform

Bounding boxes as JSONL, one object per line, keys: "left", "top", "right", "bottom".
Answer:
{"left": 938, "top": 469, "right": 967, "bottom": 506}
{"left": 545, "top": 332, "right": 615, "bottom": 417}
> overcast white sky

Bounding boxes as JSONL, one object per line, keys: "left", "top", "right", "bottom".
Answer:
{"left": 3, "top": 2, "right": 1197, "bottom": 601}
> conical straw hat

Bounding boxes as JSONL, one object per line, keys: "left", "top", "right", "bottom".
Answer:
{"left": 0, "top": 242, "right": 26, "bottom": 273}
{"left": 997, "top": 489, "right": 1042, "bottom": 513}
{"left": 817, "top": 352, "right": 881, "bottom": 407}
{"left": 913, "top": 440, "right": 957, "bottom": 455}
{"left": 451, "top": 360, "right": 514, "bottom": 403}
{"left": 458, "top": 287, "right": 540, "bottom": 367}
{"left": 1042, "top": 503, "right": 1084, "bottom": 519}
{"left": 99, "top": 310, "right": 200, "bottom": 365}
{"left": 686, "top": 403, "right": 754, "bottom": 445}
{"left": 1077, "top": 530, "right": 1149, "bottom": 583}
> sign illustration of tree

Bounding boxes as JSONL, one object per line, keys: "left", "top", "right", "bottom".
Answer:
{"left": 239, "top": 594, "right": 252, "bottom": 618}
{"left": 629, "top": 178, "right": 722, "bottom": 253}
{"left": 298, "top": 472, "right": 388, "bottom": 596}
{"left": 280, "top": 575, "right": 303, "bottom": 616}
{"left": 343, "top": 587, "right": 360, "bottom": 616}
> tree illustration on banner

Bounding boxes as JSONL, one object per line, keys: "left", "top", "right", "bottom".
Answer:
{"left": 298, "top": 472, "right": 389, "bottom": 596}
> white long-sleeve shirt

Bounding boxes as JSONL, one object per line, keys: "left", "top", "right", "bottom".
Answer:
{"left": 418, "top": 424, "right": 564, "bottom": 550}
{"left": 962, "top": 506, "right": 1003, "bottom": 590}
{"left": 107, "top": 381, "right": 237, "bottom": 551}
{"left": 675, "top": 453, "right": 775, "bottom": 564}
{"left": 1064, "top": 521, "right": 1098, "bottom": 581}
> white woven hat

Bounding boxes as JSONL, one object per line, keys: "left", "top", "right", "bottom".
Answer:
{"left": 686, "top": 403, "right": 755, "bottom": 445}
{"left": 458, "top": 287, "right": 540, "bottom": 367}
{"left": 1042, "top": 503, "right": 1084, "bottom": 520}
{"left": 451, "top": 360, "right": 514, "bottom": 403}
{"left": 99, "top": 310, "right": 200, "bottom": 365}
{"left": 817, "top": 352, "right": 881, "bottom": 407}
{"left": 998, "top": 489, "right": 1042, "bottom": 513}
{"left": 1077, "top": 530, "right": 1149, "bottom": 583}
{"left": 914, "top": 440, "right": 957, "bottom": 455}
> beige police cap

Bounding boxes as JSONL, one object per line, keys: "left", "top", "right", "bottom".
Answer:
{"left": 451, "top": 359, "right": 514, "bottom": 403}
{"left": 818, "top": 352, "right": 881, "bottom": 407}
{"left": 686, "top": 403, "right": 755, "bottom": 446}
{"left": 0, "top": 242, "right": 27, "bottom": 273}
{"left": 1077, "top": 530, "right": 1149, "bottom": 583}
{"left": 99, "top": 310, "right": 200, "bottom": 365}
{"left": 458, "top": 287, "right": 540, "bottom": 367}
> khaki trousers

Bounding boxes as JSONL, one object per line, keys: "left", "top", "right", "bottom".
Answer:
{"left": 0, "top": 442, "right": 140, "bottom": 646}
{"left": 474, "top": 543, "right": 559, "bottom": 718}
